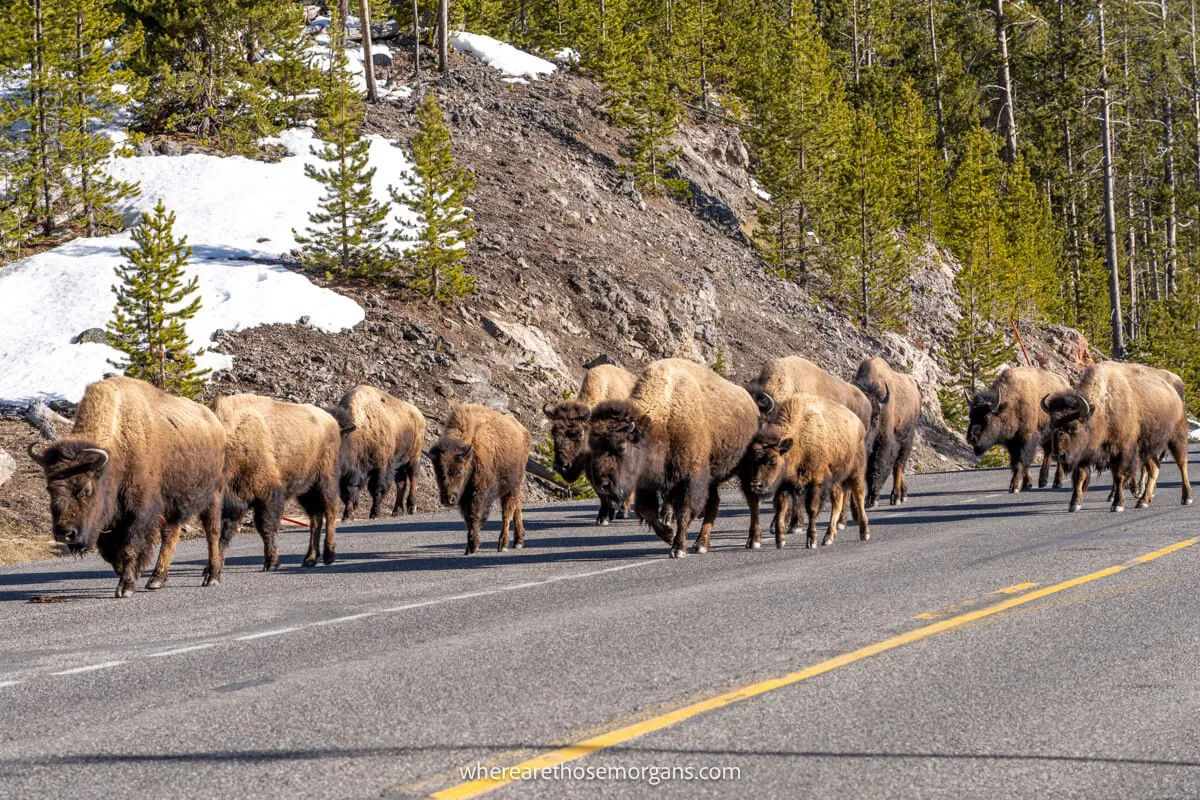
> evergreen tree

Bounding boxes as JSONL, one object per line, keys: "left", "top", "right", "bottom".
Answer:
{"left": 56, "top": 0, "right": 143, "bottom": 237}
{"left": 615, "top": 50, "right": 688, "bottom": 197}
{"left": 391, "top": 90, "right": 477, "bottom": 302}
{"left": 295, "top": 15, "right": 390, "bottom": 278}
{"left": 886, "top": 80, "right": 944, "bottom": 241}
{"left": 107, "top": 200, "right": 209, "bottom": 398}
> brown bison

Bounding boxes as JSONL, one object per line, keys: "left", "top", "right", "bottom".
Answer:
{"left": 1043, "top": 361, "right": 1192, "bottom": 512}
{"left": 966, "top": 367, "right": 1069, "bottom": 492}
{"left": 544, "top": 363, "right": 638, "bottom": 525}
{"left": 28, "top": 376, "right": 226, "bottom": 598}
{"left": 430, "top": 404, "right": 531, "bottom": 554}
{"left": 214, "top": 394, "right": 355, "bottom": 571}
{"left": 587, "top": 358, "right": 760, "bottom": 558}
{"left": 853, "top": 357, "right": 920, "bottom": 507}
{"left": 747, "top": 356, "right": 877, "bottom": 447}
{"left": 745, "top": 394, "right": 870, "bottom": 549}
{"left": 337, "top": 385, "right": 426, "bottom": 520}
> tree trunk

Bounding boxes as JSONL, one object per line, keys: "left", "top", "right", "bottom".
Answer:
{"left": 928, "top": 0, "right": 948, "bottom": 162}
{"left": 338, "top": 0, "right": 350, "bottom": 38}
{"left": 1159, "top": 0, "right": 1178, "bottom": 297}
{"left": 438, "top": 0, "right": 449, "bottom": 75}
{"left": 992, "top": 0, "right": 1018, "bottom": 162}
{"left": 411, "top": 0, "right": 421, "bottom": 77}
{"left": 359, "top": 0, "right": 378, "bottom": 102}
{"left": 1190, "top": 0, "right": 1200, "bottom": 202}
{"left": 33, "top": 0, "right": 52, "bottom": 234}
{"left": 1098, "top": 0, "right": 1125, "bottom": 358}
{"left": 850, "top": 0, "right": 862, "bottom": 88}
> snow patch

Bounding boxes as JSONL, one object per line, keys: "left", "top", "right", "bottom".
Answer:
{"left": 0, "top": 127, "right": 421, "bottom": 405}
{"left": 449, "top": 32, "right": 556, "bottom": 80}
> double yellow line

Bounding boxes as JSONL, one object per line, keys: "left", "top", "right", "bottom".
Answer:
{"left": 432, "top": 537, "right": 1199, "bottom": 799}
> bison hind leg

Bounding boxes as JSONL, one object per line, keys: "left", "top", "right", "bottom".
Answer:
{"left": 147, "top": 523, "right": 182, "bottom": 590}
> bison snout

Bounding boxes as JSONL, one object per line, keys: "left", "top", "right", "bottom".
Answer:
{"left": 54, "top": 526, "right": 80, "bottom": 545}
{"left": 442, "top": 492, "right": 459, "bottom": 506}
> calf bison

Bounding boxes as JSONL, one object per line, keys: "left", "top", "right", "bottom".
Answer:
{"left": 544, "top": 363, "right": 638, "bottom": 525}
{"left": 430, "top": 404, "right": 531, "bottom": 554}
{"left": 1043, "top": 361, "right": 1192, "bottom": 512}
{"left": 966, "top": 366, "right": 1069, "bottom": 492}
{"left": 587, "top": 358, "right": 760, "bottom": 558}
{"left": 28, "top": 376, "right": 226, "bottom": 598}
{"left": 214, "top": 394, "right": 354, "bottom": 571}
{"left": 337, "top": 385, "right": 426, "bottom": 520}
{"left": 853, "top": 357, "right": 920, "bottom": 507}
{"left": 745, "top": 394, "right": 870, "bottom": 549}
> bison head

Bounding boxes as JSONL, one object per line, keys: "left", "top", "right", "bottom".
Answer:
{"left": 1042, "top": 391, "right": 1093, "bottom": 468}
{"left": 585, "top": 401, "right": 649, "bottom": 503}
{"left": 965, "top": 386, "right": 1010, "bottom": 456}
{"left": 855, "top": 380, "right": 890, "bottom": 447}
{"left": 323, "top": 405, "right": 361, "bottom": 509}
{"left": 746, "top": 428, "right": 792, "bottom": 495}
{"left": 544, "top": 400, "right": 592, "bottom": 482}
{"left": 28, "top": 440, "right": 114, "bottom": 553}
{"left": 430, "top": 437, "right": 474, "bottom": 506}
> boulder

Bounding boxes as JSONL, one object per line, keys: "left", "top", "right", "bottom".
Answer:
{"left": 133, "top": 140, "right": 155, "bottom": 158}
{"left": 372, "top": 51, "right": 393, "bottom": 68}
{"left": 72, "top": 328, "right": 109, "bottom": 345}
{"left": 480, "top": 315, "right": 570, "bottom": 378}
{"left": 156, "top": 139, "right": 183, "bottom": 157}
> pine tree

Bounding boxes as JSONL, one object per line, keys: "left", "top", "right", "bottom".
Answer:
{"left": 886, "top": 80, "right": 944, "bottom": 241}
{"left": 391, "top": 90, "right": 477, "bottom": 302}
{"left": 615, "top": 50, "right": 688, "bottom": 197}
{"left": 295, "top": 14, "right": 390, "bottom": 278}
{"left": 107, "top": 200, "right": 209, "bottom": 398}
{"left": 56, "top": 0, "right": 143, "bottom": 237}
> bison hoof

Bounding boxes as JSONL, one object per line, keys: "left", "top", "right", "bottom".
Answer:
{"left": 323, "top": 553, "right": 336, "bottom": 566}
{"left": 860, "top": 532, "right": 870, "bottom": 541}
{"left": 146, "top": 577, "right": 165, "bottom": 590}
{"left": 1185, "top": 497, "right": 1194, "bottom": 506}
{"left": 1136, "top": 499, "right": 1149, "bottom": 509}
{"left": 115, "top": 584, "right": 134, "bottom": 599}
{"left": 820, "top": 536, "right": 834, "bottom": 546}
{"left": 689, "top": 544, "right": 707, "bottom": 554}
{"left": 1069, "top": 503, "right": 1082, "bottom": 512}
{"left": 747, "top": 540, "right": 762, "bottom": 550}
{"left": 669, "top": 548, "right": 688, "bottom": 559}
{"left": 1111, "top": 505, "right": 1125, "bottom": 513}
{"left": 498, "top": 544, "right": 509, "bottom": 552}
{"left": 805, "top": 540, "right": 816, "bottom": 549}
{"left": 598, "top": 518, "right": 610, "bottom": 527}
{"left": 514, "top": 541, "right": 524, "bottom": 549}
{"left": 302, "top": 557, "right": 317, "bottom": 568}
{"left": 837, "top": 522, "right": 847, "bottom": 531}
{"left": 204, "top": 576, "right": 220, "bottom": 587}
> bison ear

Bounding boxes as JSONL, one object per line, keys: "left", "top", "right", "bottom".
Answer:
{"left": 339, "top": 421, "right": 357, "bottom": 435}
{"left": 778, "top": 438, "right": 794, "bottom": 455}
{"left": 632, "top": 414, "right": 652, "bottom": 442}
{"left": 78, "top": 447, "right": 110, "bottom": 475}
{"left": 461, "top": 444, "right": 474, "bottom": 460}
{"left": 543, "top": 403, "right": 559, "bottom": 420}
{"left": 27, "top": 442, "right": 48, "bottom": 467}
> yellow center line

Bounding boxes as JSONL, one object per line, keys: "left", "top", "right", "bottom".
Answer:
{"left": 430, "top": 537, "right": 1199, "bottom": 800}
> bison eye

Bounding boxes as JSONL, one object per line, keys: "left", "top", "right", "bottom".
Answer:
{"left": 77, "top": 483, "right": 92, "bottom": 500}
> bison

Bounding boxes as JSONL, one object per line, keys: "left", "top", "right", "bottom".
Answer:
{"left": 1043, "top": 361, "right": 1193, "bottom": 512}
{"left": 586, "top": 358, "right": 760, "bottom": 558}
{"left": 966, "top": 366, "right": 1069, "bottom": 493}
{"left": 430, "top": 404, "right": 531, "bottom": 554}
{"left": 214, "top": 394, "right": 355, "bottom": 571}
{"left": 745, "top": 394, "right": 870, "bottom": 549}
{"left": 747, "top": 356, "right": 877, "bottom": 447}
{"left": 544, "top": 363, "right": 638, "bottom": 525}
{"left": 853, "top": 357, "right": 920, "bottom": 507}
{"left": 337, "top": 385, "right": 426, "bottom": 520}
{"left": 28, "top": 376, "right": 226, "bottom": 598}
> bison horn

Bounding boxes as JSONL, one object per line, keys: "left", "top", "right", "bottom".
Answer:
{"left": 880, "top": 383, "right": 891, "bottom": 405}
{"left": 80, "top": 447, "right": 110, "bottom": 470}
{"left": 1040, "top": 393, "right": 1053, "bottom": 414}
{"left": 26, "top": 441, "right": 46, "bottom": 465}
{"left": 1079, "top": 396, "right": 1092, "bottom": 419}
{"left": 543, "top": 403, "right": 556, "bottom": 418}
{"left": 962, "top": 387, "right": 973, "bottom": 405}
{"left": 991, "top": 386, "right": 1003, "bottom": 414}
{"left": 755, "top": 391, "right": 777, "bottom": 417}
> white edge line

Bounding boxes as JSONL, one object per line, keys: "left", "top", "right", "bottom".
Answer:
{"left": 234, "top": 627, "right": 300, "bottom": 641}
{"left": 0, "top": 680, "right": 20, "bottom": 688}
{"left": 148, "top": 643, "right": 217, "bottom": 658}
{"left": 50, "top": 661, "right": 126, "bottom": 676}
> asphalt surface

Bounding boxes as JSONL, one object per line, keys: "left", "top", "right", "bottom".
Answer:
{"left": 2, "top": 453, "right": 1200, "bottom": 800}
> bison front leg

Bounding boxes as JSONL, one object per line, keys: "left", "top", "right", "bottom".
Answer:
{"left": 201, "top": 492, "right": 225, "bottom": 587}
{"left": 668, "top": 480, "right": 705, "bottom": 558}
{"left": 1068, "top": 467, "right": 1088, "bottom": 512}
{"left": 498, "top": 490, "right": 520, "bottom": 551}
{"left": 762, "top": 490, "right": 789, "bottom": 550}
{"left": 1136, "top": 459, "right": 1161, "bottom": 508}
{"left": 1169, "top": 431, "right": 1194, "bottom": 506}
{"left": 691, "top": 485, "right": 721, "bottom": 554}
{"left": 460, "top": 487, "right": 490, "bottom": 555}
{"left": 114, "top": 513, "right": 159, "bottom": 598}
{"left": 635, "top": 488, "right": 673, "bottom": 546}
{"left": 1109, "top": 463, "right": 1130, "bottom": 512}
{"left": 147, "top": 523, "right": 182, "bottom": 590}
{"left": 804, "top": 483, "right": 822, "bottom": 549}
{"left": 619, "top": 491, "right": 635, "bottom": 519}
{"left": 849, "top": 471, "right": 870, "bottom": 541}
{"left": 744, "top": 484, "right": 763, "bottom": 550}
{"left": 254, "top": 490, "right": 284, "bottom": 570}
{"left": 368, "top": 467, "right": 395, "bottom": 520}
{"left": 596, "top": 495, "right": 614, "bottom": 526}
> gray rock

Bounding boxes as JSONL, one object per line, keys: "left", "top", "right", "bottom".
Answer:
{"left": 134, "top": 140, "right": 155, "bottom": 158}
{"left": 72, "top": 328, "right": 109, "bottom": 345}
{"left": 157, "top": 139, "right": 183, "bottom": 157}
{"left": 0, "top": 449, "right": 14, "bottom": 489}
{"left": 372, "top": 51, "right": 393, "bottom": 67}
{"left": 298, "top": 315, "right": 311, "bottom": 325}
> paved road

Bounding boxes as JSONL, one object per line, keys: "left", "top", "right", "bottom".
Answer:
{"left": 2, "top": 455, "right": 1200, "bottom": 800}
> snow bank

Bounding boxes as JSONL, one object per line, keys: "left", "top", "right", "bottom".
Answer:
{"left": 449, "top": 32, "right": 556, "bottom": 80}
{"left": 0, "top": 128, "right": 420, "bottom": 405}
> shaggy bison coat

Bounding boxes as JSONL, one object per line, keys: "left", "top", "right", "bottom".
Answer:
{"left": 586, "top": 358, "right": 760, "bottom": 558}
{"left": 214, "top": 394, "right": 354, "bottom": 572}
{"left": 337, "top": 385, "right": 427, "bottom": 520}
{"left": 966, "top": 367, "right": 1069, "bottom": 492}
{"left": 28, "top": 376, "right": 226, "bottom": 598}
{"left": 430, "top": 404, "right": 531, "bottom": 554}
{"left": 1044, "top": 361, "right": 1193, "bottom": 512}
{"left": 544, "top": 363, "right": 638, "bottom": 525}
{"left": 745, "top": 395, "right": 870, "bottom": 549}
{"left": 853, "top": 357, "right": 920, "bottom": 507}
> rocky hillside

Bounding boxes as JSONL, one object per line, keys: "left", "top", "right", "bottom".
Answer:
{"left": 0, "top": 44, "right": 1095, "bottom": 562}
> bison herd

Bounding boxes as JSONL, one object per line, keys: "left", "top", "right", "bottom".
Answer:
{"left": 24, "top": 351, "right": 1193, "bottom": 598}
